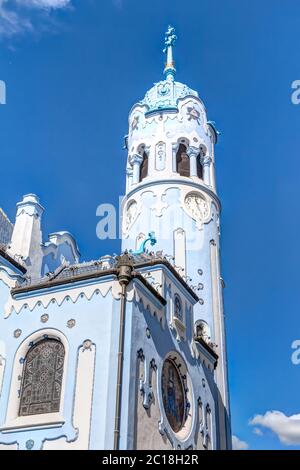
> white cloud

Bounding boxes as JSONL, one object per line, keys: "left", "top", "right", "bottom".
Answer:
{"left": 0, "top": 0, "right": 71, "bottom": 37}
{"left": 253, "top": 427, "right": 263, "bottom": 436}
{"left": 232, "top": 435, "right": 249, "bottom": 450}
{"left": 250, "top": 410, "right": 300, "bottom": 446}
{"left": 16, "top": 0, "right": 71, "bottom": 8}
{"left": 0, "top": 1, "right": 29, "bottom": 36}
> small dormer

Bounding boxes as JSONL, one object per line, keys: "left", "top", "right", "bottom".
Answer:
{"left": 42, "top": 232, "right": 80, "bottom": 276}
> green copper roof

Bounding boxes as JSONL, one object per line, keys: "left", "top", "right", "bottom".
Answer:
{"left": 141, "top": 79, "right": 199, "bottom": 116}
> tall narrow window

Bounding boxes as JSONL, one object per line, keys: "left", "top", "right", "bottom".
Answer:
{"left": 176, "top": 144, "right": 190, "bottom": 177}
{"left": 206, "top": 404, "right": 213, "bottom": 450}
{"left": 197, "top": 155, "right": 203, "bottom": 179}
{"left": 174, "top": 295, "right": 183, "bottom": 322}
{"left": 19, "top": 338, "right": 65, "bottom": 417}
{"left": 139, "top": 151, "right": 148, "bottom": 181}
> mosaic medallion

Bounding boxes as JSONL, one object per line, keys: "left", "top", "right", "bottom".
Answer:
{"left": 83, "top": 339, "right": 92, "bottom": 351}
{"left": 67, "top": 319, "right": 76, "bottom": 329}
{"left": 26, "top": 439, "right": 34, "bottom": 450}
{"left": 161, "top": 358, "right": 185, "bottom": 433}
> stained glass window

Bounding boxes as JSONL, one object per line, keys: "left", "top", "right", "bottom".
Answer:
{"left": 19, "top": 338, "right": 65, "bottom": 417}
{"left": 161, "top": 358, "right": 185, "bottom": 433}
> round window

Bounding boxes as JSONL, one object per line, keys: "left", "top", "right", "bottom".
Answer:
{"left": 161, "top": 358, "right": 185, "bottom": 433}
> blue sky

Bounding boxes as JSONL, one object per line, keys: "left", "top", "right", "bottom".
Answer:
{"left": 1, "top": 0, "right": 300, "bottom": 450}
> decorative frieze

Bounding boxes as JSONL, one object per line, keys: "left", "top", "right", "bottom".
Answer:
{"left": 5, "top": 280, "right": 125, "bottom": 317}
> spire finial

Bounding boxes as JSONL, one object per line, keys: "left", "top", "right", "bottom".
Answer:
{"left": 163, "top": 25, "right": 177, "bottom": 80}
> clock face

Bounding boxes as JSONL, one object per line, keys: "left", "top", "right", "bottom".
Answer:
{"left": 184, "top": 193, "right": 209, "bottom": 223}
{"left": 161, "top": 358, "right": 185, "bottom": 433}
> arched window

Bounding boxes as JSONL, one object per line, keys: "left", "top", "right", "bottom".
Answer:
{"left": 176, "top": 144, "right": 190, "bottom": 177}
{"left": 139, "top": 151, "right": 148, "bottom": 181}
{"left": 194, "top": 320, "right": 211, "bottom": 343}
{"left": 174, "top": 294, "right": 183, "bottom": 322}
{"left": 19, "top": 338, "right": 65, "bottom": 417}
{"left": 197, "top": 155, "right": 203, "bottom": 179}
{"left": 161, "top": 358, "right": 185, "bottom": 433}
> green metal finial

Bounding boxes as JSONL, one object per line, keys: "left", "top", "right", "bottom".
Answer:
{"left": 163, "top": 25, "right": 177, "bottom": 79}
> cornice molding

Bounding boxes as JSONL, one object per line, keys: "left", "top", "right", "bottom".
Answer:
{"left": 125, "top": 179, "right": 221, "bottom": 212}
{"left": 6, "top": 279, "right": 123, "bottom": 317}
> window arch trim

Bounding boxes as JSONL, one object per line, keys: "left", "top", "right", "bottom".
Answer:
{"left": 19, "top": 338, "right": 65, "bottom": 417}
{"left": 2, "top": 329, "right": 68, "bottom": 432}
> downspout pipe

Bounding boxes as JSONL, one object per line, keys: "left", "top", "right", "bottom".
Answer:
{"left": 114, "top": 252, "right": 133, "bottom": 450}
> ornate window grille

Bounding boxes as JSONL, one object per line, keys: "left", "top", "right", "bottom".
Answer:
{"left": 19, "top": 338, "right": 65, "bottom": 417}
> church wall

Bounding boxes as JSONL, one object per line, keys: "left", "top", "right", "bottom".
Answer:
{"left": 0, "top": 276, "right": 122, "bottom": 450}
{"left": 120, "top": 278, "right": 217, "bottom": 450}
{"left": 134, "top": 359, "right": 172, "bottom": 450}
{"left": 121, "top": 178, "right": 230, "bottom": 448}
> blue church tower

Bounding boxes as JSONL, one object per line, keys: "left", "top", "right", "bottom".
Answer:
{"left": 122, "top": 26, "right": 231, "bottom": 449}
{"left": 0, "top": 27, "right": 231, "bottom": 450}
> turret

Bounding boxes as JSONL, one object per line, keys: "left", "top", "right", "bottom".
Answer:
{"left": 121, "top": 27, "right": 230, "bottom": 448}
{"left": 8, "top": 194, "right": 44, "bottom": 280}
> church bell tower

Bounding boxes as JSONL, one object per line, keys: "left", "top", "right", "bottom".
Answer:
{"left": 122, "top": 26, "right": 230, "bottom": 449}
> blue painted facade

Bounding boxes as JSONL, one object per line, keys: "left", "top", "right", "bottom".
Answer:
{"left": 0, "top": 27, "right": 231, "bottom": 450}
